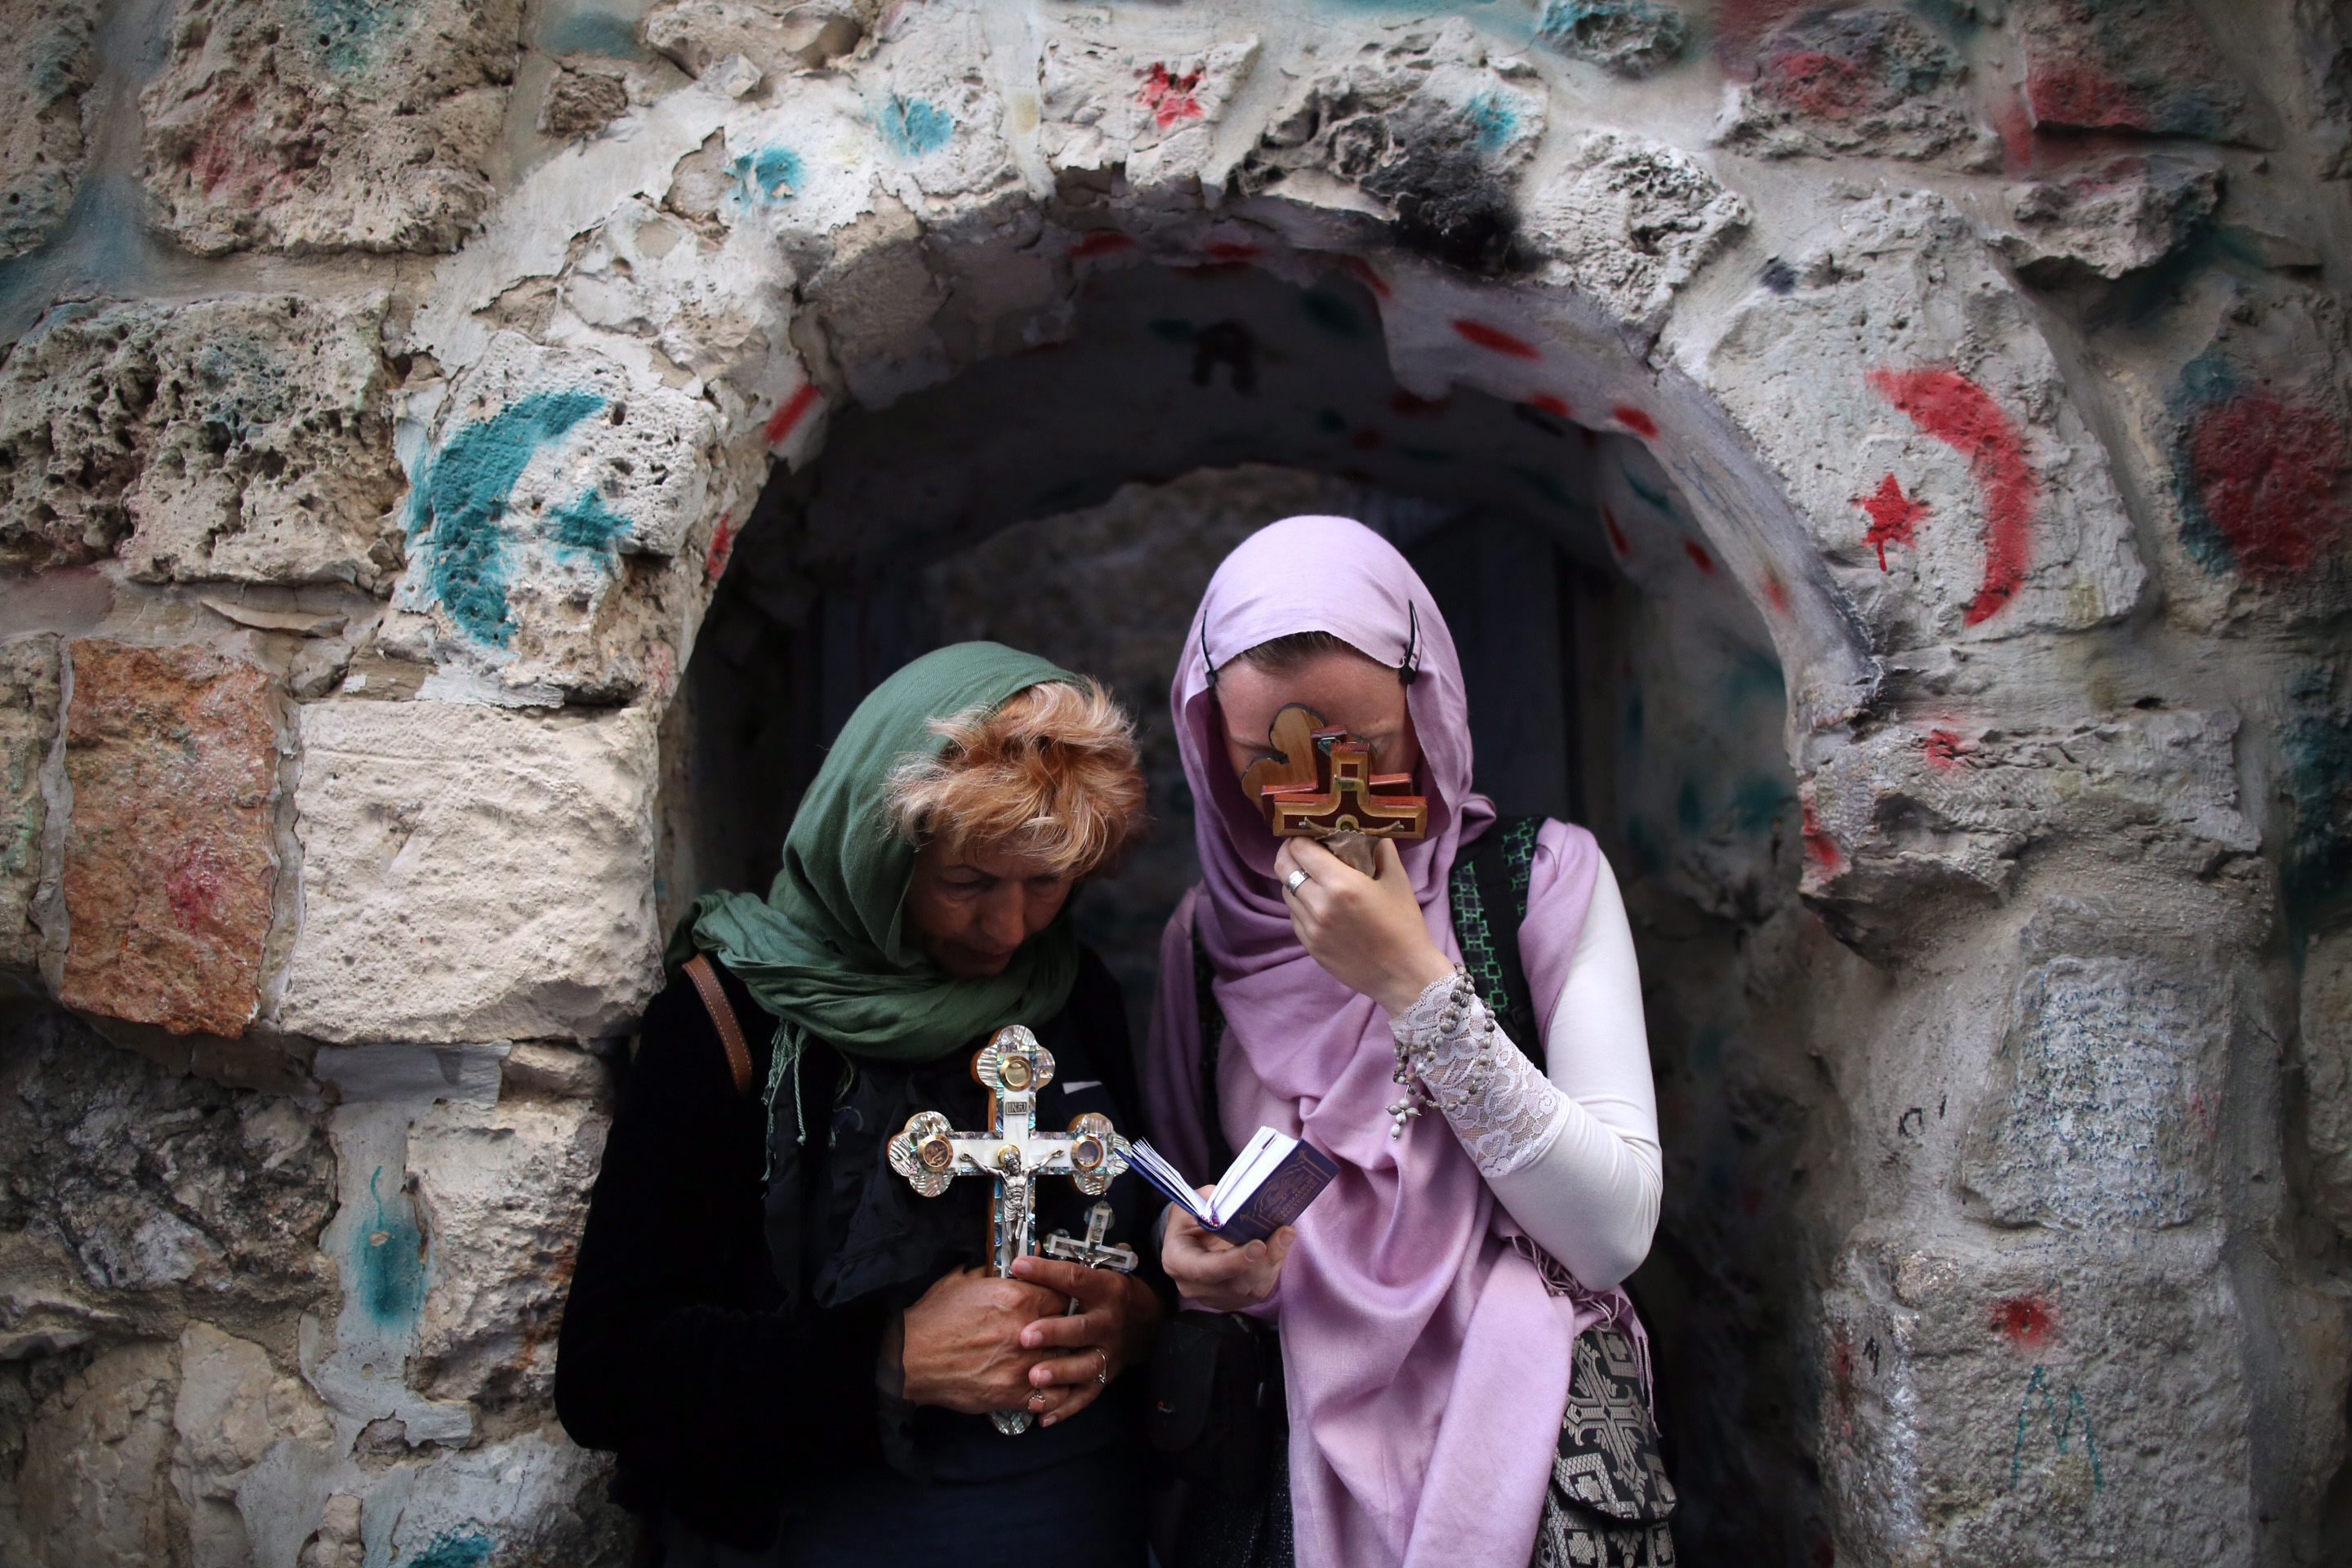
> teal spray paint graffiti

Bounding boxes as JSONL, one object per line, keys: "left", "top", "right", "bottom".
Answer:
{"left": 2011, "top": 1364, "right": 2103, "bottom": 1492}
{"left": 405, "top": 391, "right": 607, "bottom": 647}
{"left": 402, "top": 1530, "right": 494, "bottom": 1568}
{"left": 357, "top": 1165, "right": 425, "bottom": 1330}
{"left": 878, "top": 96, "right": 952, "bottom": 158}
{"left": 732, "top": 146, "right": 804, "bottom": 206}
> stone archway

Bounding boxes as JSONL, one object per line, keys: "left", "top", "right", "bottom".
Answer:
{"left": 2, "top": 3, "right": 2346, "bottom": 1566}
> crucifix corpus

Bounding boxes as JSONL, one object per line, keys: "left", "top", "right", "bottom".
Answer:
{"left": 1241, "top": 702, "right": 1430, "bottom": 875}
{"left": 886, "top": 1026, "right": 1134, "bottom": 1434}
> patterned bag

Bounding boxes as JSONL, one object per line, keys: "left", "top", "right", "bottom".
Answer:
{"left": 1535, "top": 1326, "right": 1677, "bottom": 1567}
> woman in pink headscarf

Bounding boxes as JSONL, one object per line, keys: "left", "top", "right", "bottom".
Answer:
{"left": 1144, "top": 516, "right": 1672, "bottom": 1568}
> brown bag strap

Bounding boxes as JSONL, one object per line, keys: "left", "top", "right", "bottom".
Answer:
{"left": 683, "top": 954, "right": 755, "bottom": 1098}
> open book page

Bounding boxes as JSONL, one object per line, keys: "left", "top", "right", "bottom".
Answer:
{"left": 1129, "top": 1129, "right": 1339, "bottom": 1246}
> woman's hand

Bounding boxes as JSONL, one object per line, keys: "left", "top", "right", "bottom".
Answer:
{"left": 899, "top": 1267, "right": 1067, "bottom": 1417}
{"left": 1161, "top": 1187, "right": 1296, "bottom": 1312}
{"left": 1276, "top": 836, "right": 1453, "bottom": 1015}
{"left": 1006, "top": 1256, "right": 1165, "bottom": 1428}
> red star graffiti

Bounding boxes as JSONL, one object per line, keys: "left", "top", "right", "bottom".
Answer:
{"left": 1140, "top": 63, "right": 1205, "bottom": 129}
{"left": 1856, "top": 473, "right": 1930, "bottom": 571}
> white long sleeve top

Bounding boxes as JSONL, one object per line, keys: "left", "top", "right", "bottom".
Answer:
{"left": 1401, "top": 835, "right": 1662, "bottom": 1291}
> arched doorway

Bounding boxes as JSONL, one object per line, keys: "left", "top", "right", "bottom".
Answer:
{"left": 670, "top": 257, "right": 1853, "bottom": 1560}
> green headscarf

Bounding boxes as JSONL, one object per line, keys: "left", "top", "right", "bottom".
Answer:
{"left": 673, "top": 643, "right": 1085, "bottom": 1142}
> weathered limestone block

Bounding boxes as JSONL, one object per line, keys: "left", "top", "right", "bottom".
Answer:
{"left": 2300, "top": 927, "right": 2352, "bottom": 1236}
{"left": 1039, "top": 23, "right": 1263, "bottom": 190}
{"left": 366, "top": 1424, "right": 630, "bottom": 1568}
{"left": 1804, "top": 707, "right": 2260, "bottom": 919}
{"left": 388, "top": 333, "right": 719, "bottom": 698}
{"left": 0, "top": 636, "right": 60, "bottom": 975}
{"left": 2016, "top": 0, "right": 2265, "bottom": 145}
{"left": 1519, "top": 131, "right": 1749, "bottom": 335}
{"left": 1821, "top": 1235, "right": 2253, "bottom": 1563}
{"left": 850, "top": 2, "right": 1024, "bottom": 215}
{"left": 0, "top": 1009, "right": 337, "bottom": 1306}
{"left": 1677, "top": 191, "right": 2147, "bottom": 644}
{"left": 537, "top": 65, "right": 632, "bottom": 141}
{"left": 11, "top": 1342, "right": 181, "bottom": 1568}
{"left": 1714, "top": 7, "right": 1997, "bottom": 167}
{"left": 0, "top": 294, "right": 408, "bottom": 584}
{"left": 59, "top": 643, "right": 283, "bottom": 1040}
{"left": 644, "top": 0, "right": 871, "bottom": 79}
{"left": 279, "top": 699, "right": 660, "bottom": 1044}
{"left": 1235, "top": 20, "right": 1546, "bottom": 277}
{"left": 1960, "top": 951, "right": 2234, "bottom": 1231}
{"left": 411, "top": 1097, "right": 608, "bottom": 1408}
{"left": 1532, "top": 0, "right": 1687, "bottom": 78}
{"left": 1993, "top": 154, "right": 2224, "bottom": 284}
{"left": 172, "top": 1321, "right": 334, "bottom": 1566}
{"left": 140, "top": 0, "right": 528, "bottom": 255}
{"left": 0, "top": 0, "right": 99, "bottom": 261}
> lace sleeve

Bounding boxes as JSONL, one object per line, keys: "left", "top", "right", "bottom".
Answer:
{"left": 1389, "top": 969, "right": 1570, "bottom": 1178}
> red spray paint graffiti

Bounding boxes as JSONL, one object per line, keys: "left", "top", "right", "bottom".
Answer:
{"left": 2184, "top": 393, "right": 2346, "bottom": 584}
{"left": 1869, "top": 369, "right": 2039, "bottom": 626}
{"left": 1204, "top": 240, "right": 1261, "bottom": 262}
{"left": 706, "top": 513, "right": 736, "bottom": 585}
{"left": 1802, "top": 799, "right": 1844, "bottom": 873}
{"left": 1523, "top": 393, "right": 1573, "bottom": 420}
{"left": 1856, "top": 473, "right": 1929, "bottom": 570}
{"left": 167, "top": 844, "right": 229, "bottom": 933}
{"left": 1683, "top": 539, "right": 1716, "bottom": 574}
{"left": 1069, "top": 230, "right": 1138, "bottom": 259}
{"left": 1140, "top": 63, "right": 1205, "bottom": 129}
{"left": 1924, "top": 728, "right": 1970, "bottom": 769}
{"left": 764, "top": 384, "right": 821, "bottom": 445}
{"left": 1452, "top": 318, "right": 1541, "bottom": 359}
{"left": 1762, "top": 568, "right": 1792, "bottom": 615}
{"left": 1602, "top": 505, "right": 1632, "bottom": 558}
{"left": 1613, "top": 405, "right": 1659, "bottom": 439}
{"left": 1991, "top": 1294, "right": 2058, "bottom": 1351}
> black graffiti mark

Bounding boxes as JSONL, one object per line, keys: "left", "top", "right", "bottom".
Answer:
{"left": 1191, "top": 321, "right": 1258, "bottom": 393}
{"left": 1938, "top": 1092, "right": 1947, "bottom": 1120}
{"left": 1899, "top": 1106, "right": 1927, "bottom": 1138}
{"left": 1864, "top": 1337, "right": 1880, "bottom": 1378}
{"left": 1512, "top": 402, "right": 1570, "bottom": 440}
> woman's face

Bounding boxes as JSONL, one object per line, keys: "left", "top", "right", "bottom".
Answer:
{"left": 904, "top": 838, "right": 1075, "bottom": 978}
{"left": 1215, "top": 645, "right": 1420, "bottom": 786}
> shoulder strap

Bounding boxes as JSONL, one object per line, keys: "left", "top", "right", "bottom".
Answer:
{"left": 1191, "top": 910, "right": 1235, "bottom": 1174}
{"left": 1450, "top": 816, "right": 1544, "bottom": 1067}
{"left": 683, "top": 953, "right": 756, "bottom": 1098}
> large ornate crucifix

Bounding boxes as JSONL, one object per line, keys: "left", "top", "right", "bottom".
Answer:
{"left": 887, "top": 1026, "right": 1133, "bottom": 1433}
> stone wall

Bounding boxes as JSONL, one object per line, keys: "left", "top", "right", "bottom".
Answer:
{"left": 1, "top": 1, "right": 2347, "bottom": 1564}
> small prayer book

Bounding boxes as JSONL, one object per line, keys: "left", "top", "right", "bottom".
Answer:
{"left": 1128, "top": 1128, "right": 1339, "bottom": 1246}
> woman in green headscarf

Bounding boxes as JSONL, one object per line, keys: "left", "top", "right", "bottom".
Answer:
{"left": 557, "top": 644, "right": 1163, "bottom": 1567}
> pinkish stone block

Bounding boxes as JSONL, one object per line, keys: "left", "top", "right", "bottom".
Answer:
{"left": 59, "top": 643, "right": 281, "bottom": 1037}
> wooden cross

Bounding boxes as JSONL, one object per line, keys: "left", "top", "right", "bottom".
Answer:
{"left": 1241, "top": 703, "right": 1429, "bottom": 846}
{"left": 886, "top": 1026, "right": 1132, "bottom": 1433}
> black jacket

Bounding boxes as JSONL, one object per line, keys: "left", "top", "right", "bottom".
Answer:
{"left": 555, "top": 946, "right": 1154, "bottom": 1550}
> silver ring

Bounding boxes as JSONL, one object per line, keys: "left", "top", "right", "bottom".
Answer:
{"left": 1285, "top": 868, "right": 1311, "bottom": 895}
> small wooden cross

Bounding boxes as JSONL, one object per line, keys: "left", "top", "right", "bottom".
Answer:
{"left": 1242, "top": 703, "right": 1429, "bottom": 844}
{"left": 887, "top": 1026, "right": 1132, "bottom": 1433}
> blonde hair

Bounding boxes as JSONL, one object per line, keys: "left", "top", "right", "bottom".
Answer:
{"left": 883, "top": 678, "right": 1147, "bottom": 876}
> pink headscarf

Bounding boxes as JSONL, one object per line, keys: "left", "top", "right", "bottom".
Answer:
{"left": 1147, "top": 517, "right": 1612, "bottom": 1568}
